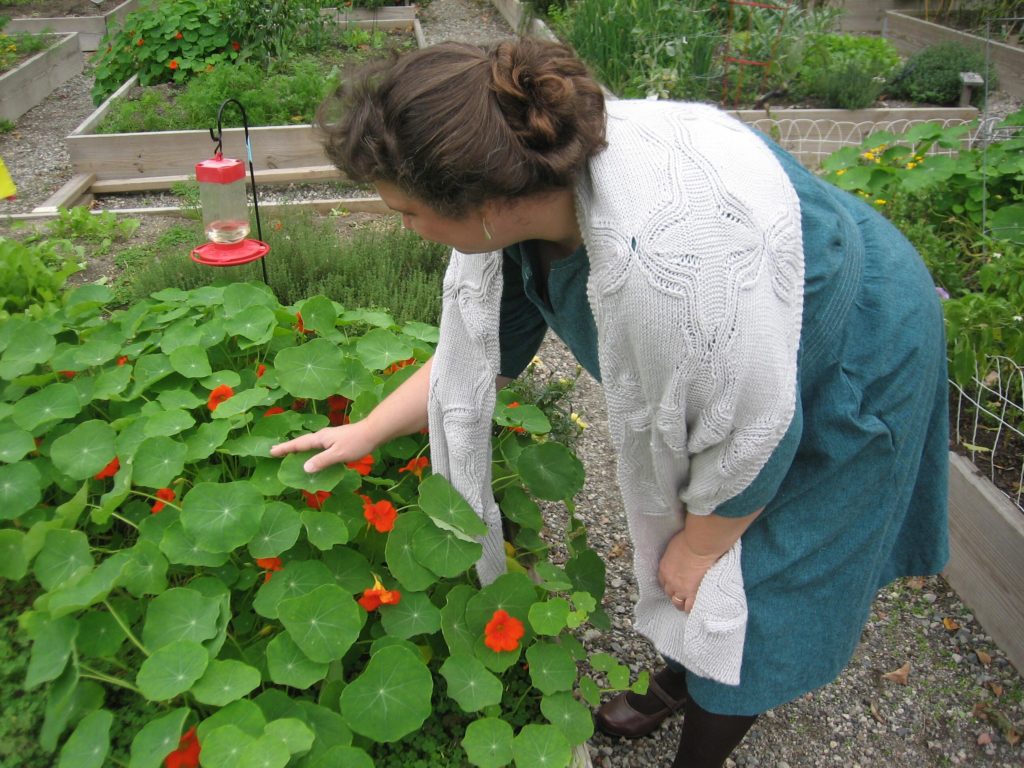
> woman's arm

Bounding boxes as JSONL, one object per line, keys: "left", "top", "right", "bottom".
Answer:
{"left": 658, "top": 508, "right": 763, "bottom": 612}
{"left": 270, "top": 357, "right": 434, "bottom": 473}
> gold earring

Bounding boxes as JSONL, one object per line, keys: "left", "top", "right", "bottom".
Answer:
{"left": 482, "top": 218, "right": 493, "bottom": 241}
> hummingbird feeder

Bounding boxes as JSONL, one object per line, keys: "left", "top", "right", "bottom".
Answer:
{"left": 191, "top": 98, "right": 269, "bottom": 281}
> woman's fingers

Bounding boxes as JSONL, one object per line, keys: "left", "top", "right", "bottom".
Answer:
{"left": 270, "top": 431, "right": 331, "bottom": 458}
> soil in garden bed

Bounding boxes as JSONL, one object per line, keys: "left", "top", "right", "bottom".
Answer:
{"left": 0, "top": 0, "right": 114, "bottom": 18}
{"left": 950, "top": 388, "right": 1024, "bottom": 508}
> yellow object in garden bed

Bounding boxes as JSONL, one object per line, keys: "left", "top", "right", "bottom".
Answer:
{"left": 0, "top": 156, "right": 15, "bottom": 199}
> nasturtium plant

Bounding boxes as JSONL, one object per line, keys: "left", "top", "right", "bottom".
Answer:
{"left": 1, "top": 282, "right": 646, "bottom": 767}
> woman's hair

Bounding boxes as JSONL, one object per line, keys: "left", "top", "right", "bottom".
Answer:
{"left": 318, "top": 37, "right": 607, "bottom": 218}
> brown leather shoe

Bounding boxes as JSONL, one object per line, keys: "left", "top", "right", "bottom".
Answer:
{"left": 593, "top": 678, "right": 687, "bottom": 739}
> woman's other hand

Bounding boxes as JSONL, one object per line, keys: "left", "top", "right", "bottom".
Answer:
{"left": 270, "top": 420, "right": 378, "bottom": 474}
{"left": 658, "top": 529, "right": 721, "bottom": 613}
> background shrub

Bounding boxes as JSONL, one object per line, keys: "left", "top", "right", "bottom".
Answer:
{"left": 793, "top": 33, "right": 901, "bottom": 108}
{"left": 887, "top": 41, "right": 996, "bottom": 106}
{"left": 0, "top": 237, "right": 82, "bottom": 318}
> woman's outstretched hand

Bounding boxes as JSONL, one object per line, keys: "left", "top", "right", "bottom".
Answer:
{"left": 270, "top": 421, "right": 378, "bottom": 474}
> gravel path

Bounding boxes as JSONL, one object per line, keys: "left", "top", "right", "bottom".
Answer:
{"left": 1, "top": 3, "right": 1023, "bottom": 766}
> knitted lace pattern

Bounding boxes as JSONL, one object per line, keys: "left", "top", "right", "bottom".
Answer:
{"left": 428, "top": 100, "right": 804, "bottom": 684}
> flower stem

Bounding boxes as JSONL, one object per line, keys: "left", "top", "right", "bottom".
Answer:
{"left": 103, "top": 599, "right": 150, "bottom": 657}
{"left": 79, "top": 664, "right": 142, "bottom": 695}
{"left": 109, "top": 511, "right": 139, "bottom": 530}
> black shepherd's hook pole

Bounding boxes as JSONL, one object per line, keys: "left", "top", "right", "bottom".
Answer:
{"left": 211, "top": 98, "right": 268, "bottom": 284}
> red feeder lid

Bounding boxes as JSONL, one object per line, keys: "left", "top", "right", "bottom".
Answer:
{"left": 195, "top": 153, "right": 246, "bottom": 184}
{"left": 191, "top": 239, "right": 269, "bottom": 267}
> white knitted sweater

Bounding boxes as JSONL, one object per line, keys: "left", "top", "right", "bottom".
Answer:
{"left": 428, "top": 100, "right": 804, "bottom": 685}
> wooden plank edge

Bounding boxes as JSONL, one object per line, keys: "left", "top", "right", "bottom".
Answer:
{"left": 90, "top": 165, "right": 346, "bottom": 193}
{"left": 69, "top": 74, "right": 138, "bottom": 137}
{"left": 32, "top": 173, "right": 96, "bottom": 213}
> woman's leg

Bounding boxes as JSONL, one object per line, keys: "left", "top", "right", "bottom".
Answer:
{"left": 671, "top": 696, "right": 758, "bottom": 768}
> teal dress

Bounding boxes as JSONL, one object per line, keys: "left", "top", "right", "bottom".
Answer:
{"left": 498, "top": 139, "right": 949, "bottom": 715}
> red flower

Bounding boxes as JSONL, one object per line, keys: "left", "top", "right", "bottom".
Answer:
{"left": 117, "top": 356, "right": 129, "bottom": 366}
{"left": 358, "top": 575, "right": 401, "bottom": 611}
{"left": 168, "top": 59, "right": 179, "bottom": 70}
{"left": 295, "top": 311, "right": 313, "bottom": 334}
{"left": 152, "top": 487, "right": 175, "bottom": 514}
{"left": 136, "top": 38, "right": 144, "bottom": 46}
{"left": 207, "top": 384, "right": 234, "bottom": 412}
{"left": 327, "top": 395, "right": 350, "bottom": 412}
{"left": 94, "top": 456, "right": 120, "bottom": 480}
{"left": 256, "top": 556, "right": 283, "bottom": 583}
{"left": 302, "top": 490, "right": 331, "bottom": 510}
{"left": 263, "top": 406, "right": 285, "bottom": 418}
{"left": 363, "top": 498, "right": 397, "bottom": 533}
{"left": 231, "top": 40, "right": 241, "bottom": 51}
{"left": 328, "top": 410, "right": 350, "bottom": 427}
{"left": 345, "top": 454, "right": 374, "bottom": 476}
{"left": 59, "top": 370, "right": 76, "bottom": 379}
{"left": 398, "top": 456, "right": 429, "bottom": 479}
{"left": 509, "top": 426, "right": 527, "bottom": 434}
{"left": 256, "top": 363, "right": 266, "bottom": 378}
{"left": 507, "top": 401, "right": 520, "bottom": 408}
{"left": 174, "top": 31, "right": 183, "bottom": 39}
{"left": 484, "top": 609, "right": 525, "bottom": 653}
{"left": 164, "top": 726, "right": 200, "bottom": 768}
{"left": 291, "top": 399, "right": 308, "bottom": 411}
{"left": 384, "top": 357, "right": 416, "bottom": 374}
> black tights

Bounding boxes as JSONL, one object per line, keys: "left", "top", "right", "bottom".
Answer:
{"left": 672, "top": 695, "right": 758, "bottom": 768}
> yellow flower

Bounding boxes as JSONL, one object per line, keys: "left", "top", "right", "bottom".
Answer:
{"left": 835, "top": 169, "right": 846, "bottom": 176}
{"left": 905, "top": 162, "right": 917, "bottom": 170}
{"left": 529, "top": 356, "right": 544, "bottom": 369}
{"left": 861, "top": 151, "right": 875, "bottom": 161}
{"left": 874, "top": 199, "right": 887, "bottom": 205}
{"left": 570, "top": 412, "right": 588, "bottom": 430}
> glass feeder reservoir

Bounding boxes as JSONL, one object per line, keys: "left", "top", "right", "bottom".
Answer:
{"left": 196, "top": 153, "right": 250, "bottom": 244}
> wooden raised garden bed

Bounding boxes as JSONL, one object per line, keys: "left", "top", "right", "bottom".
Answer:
{"left": 0, "top": 32, "right": 82, "bottom": 123}
{"left": 40, "top": 17, "right": 422, "bottom": 214}
{"left": 883, "top": 10, "right": 1024, "bottom": 99}
{"left": 4, "top": 0, "right": 138, "bottom": 52}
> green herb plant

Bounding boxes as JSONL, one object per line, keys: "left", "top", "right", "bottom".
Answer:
{"left": 792, "top": 33, "right": 902, "bottom": 109}
{"left": 887, "top": 40, "right": 997, "bottom": 107}
{"left": 0, "top": 237, "right": 82, "bottom": 320}
{"left": 223, "top": 0, "right": 329, "bottom": 65}
{"left": 90, "top": 0, "right": 240, "bottom": 104}
{"left": 0, "top": 28, "right": 49, "bottom": 73}
{"left": 0, "top": 281, "right": 645, "bottom": 767}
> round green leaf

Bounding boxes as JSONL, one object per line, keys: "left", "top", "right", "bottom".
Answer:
{"left": 0, "top": 528, "right": 28, "bottom": 580}
{"left": 461, "top": 717, "right": 514, "bottom": 768}
{"left": 12, "top": 383, "right": 81, "bottom": 431}
{"left": 92, "top": 365, "right": 132, "bottom": 400}
{"left": 273, "top": 340, "right": 348, "bottom": 399}
{"left": 440, "top": 584, "right": 477, "bottom": 658}
{"left": 253, "top": 559, "right": 334, "bottom": 619}
{"left": 354, "top": 329, "right": 414, "bottom": 371}
{"left": 263, "top": 717, "right": 315, "bottom": 755}
{"left": 219, "top": 434, "right": 278, "bottom": 458}
{"left": 277, "top": 451, "right": 356, "bottom": 493}
{"left": 301, "top": 509, "right": 349, "bottom": 550}
{"left": 320, "top": 545, "right": 372, "bottom": 592}
{"left": 180, "top": 481, "right": 264, "bottom": 553}
{"left": 541, "top": 691, "right": 595, "bottom": 745}
{"left": 308, "top": 746, "right": 373, "bottom": 768}
{"left": 198, "top": 699, "right": 266, "bottom": 741}
{"left": 439, "top": 655, "right": 503, "bottom": 712}
{"left": 169, "top": 345, "right": 212, "bottom": 379}
{"left": 0, "top": 322, "right": 55, "bottom": 378}
{"left": 239, "top": 735, "right": 290, "bottom": 768}
{"left": 74, "top": 339, "right": 121, "bottom": 368}
{"left": 136, "top": 640, "right": 209, "bottom": 701}
{"left": 278, "top": 584, "right": 362, "bottom": 663}
{"left": 526, "top": 641, "right": 577, "bottom": 695}
{"left": 76, "top": 611, "right": 126, "bottom": 659}
{"left": 33, "top": 529, "right": 93, "bottom": 591}
{"left": 516, "top": 442, "right": 585, "bottom": 501}
{"left": 266, "top": 632, "right": 329, "bottom": 689}
{"left": 333, "top": 356, "right": 376, "bottom": 400}
{"left": 142, "top": 409, "right": 195, "bottom": 438}
{"left": 247, "top": 501, "right": 302, "bottom": 559}
{"left": 0, "top": 461, "right": 43, "bottom": 521}
{"left": 159, "top": 521, "right": 230, "bottom": 567}
{"left": 383, "top": 510, "right": 437, "bottom": 591}
{"left": 25, "top": 614, "right": 78, "bottom": 690}
{"left": 379, "top": 590, "right": 441, "bottom": 640}
{"left": 128, "top": 708, "right": 189, "bottom": 768}
{"left": 297, "top": 296, "right": 337, "bottom": 335}
{"left": 224, "top": 282, "right": 276, "bottom": 314}
{"left": 131, "top": 436, "right": 187, "bottom": 488}
{"left": 511, "top": 723, "right": 571, "bottom": 768}
{"left": 499, "top": 486, "right": 544, "bottom": 529}
{"left": 58, "top": 708, "right": 112, "bottom": 768}
{"left": 0, "top": 426, "right": 35, "bottom": 463}
{"left": 210, "top": 387, "right": 272, "bottom": 420}
{"left": 45, "top": 552, "right": 130, "bottom": 618}
{"left": 411, "top": 519, "right": 482, "bottom": 578}
{"left": 184, "top": 421, "right": 232, "bottom": 462}
{"left": 191, "top": 659, "right": 261, "bottom": 706}
{"left": 225, "top": 305, "right": 277, "bottom": 343}
{"left": 417, "top": 473, "right": 488, "bottom": 539}
{"left": 529, "top": 598, "right": 571, "bottom": 636}
{"left": 200, "top": 724, "right": 256, "bottom": 768}
{"left": 142, "top": 587, "right": 222, "bottom": 650}
{"left": 339, "top": 645, "right": 432, "bottom": 742}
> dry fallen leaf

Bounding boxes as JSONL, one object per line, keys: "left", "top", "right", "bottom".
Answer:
{"left": 882, "top": 661, "right": 911, "bottom": 685}
{"left": 977, "top": 732, "right": 993, "bottom": 746}
{"left": 905, "top": 576, "right": 926, "bottom": 590}
{"left": 989, "top": 682, "right": 1004, "bottom": 698}
{"left": 973, "top": 702, "right": 991, "bottom": 720}
{"left": 608, "top": 542, "right": 627, "bottom": 558}
{"left": 1007, "top": 729, "right": 1020, "bottom": 747}
{"left": 869, "top": 699, "right": 886, "bottom": 724}
{"left": 976, "top": 649, "right": 992, "bottom": 666}
{"left": 942, "top": 617, "right": 960, "bottom": 632}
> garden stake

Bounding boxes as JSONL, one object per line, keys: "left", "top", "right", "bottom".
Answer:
{"left": 191, "top": 98, "right": 270, "bottom": 283}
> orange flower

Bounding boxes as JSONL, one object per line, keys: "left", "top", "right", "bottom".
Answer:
{"left": 174, "top": 31, "right": 183, "bottom": 39}
{"left": 398, "top": 456, "right": 429, "bottom": 479}
{"left": 384, "top": 356, "right": 416, "bottom": 374}
{"left": 164, "top": 726, "right": 200, "bottom": 768}
{"left": 94, "top": 456, "right": 120, "bottom": 480}
{"left": 302, "top": 490, "right": 331, "bottom": 510}
{"left": 207, "top": 384, "right": 234, "bottom": 412}
{"left": 363, "top": 498, "right": 397, "bottom": 533}
{"left": 152, "top": 487, "right": 175, "bottom": 514}
{"left": 256, "top": 363, "right": 266, "bottom": 378}
{"left": 231, "top": 40, "right": 241, "bottom": 51}
{"left": 136, "top": 38, "right": 144, "bottom": 46}
{"left": 168, "top": 59, "right": 179, "bottom": 70}
{"left": 358, "top": 575, "right": 401, "bottom": 611}
{"left": 484, "top": 609, "right": 525, "bottom": 652}
{"left": 263, "top": 406, "right": 285, "bottom": 418}
{"left": 507, "top": 401, "right": 520, "bottom": 408}
{"left": 509, "top": 426, "right": 527, "bottom": 434}
{"left": 345, "top": 454, "right": 374, "bottom": 476}
{"left": 59, "top": 370, "right": 76, "bottom": 379}
{"left": 117, "top": 356, "right": 129, "bottom": 366}
{"left": 255, "top": 556, "right": 283, "bottom": 583}
{"left": 295, "top": 311, "right": 313, "bottom": 334}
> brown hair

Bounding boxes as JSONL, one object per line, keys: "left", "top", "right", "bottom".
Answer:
{"left": 318, "top": 38, "right": 606, "bottom": 218}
